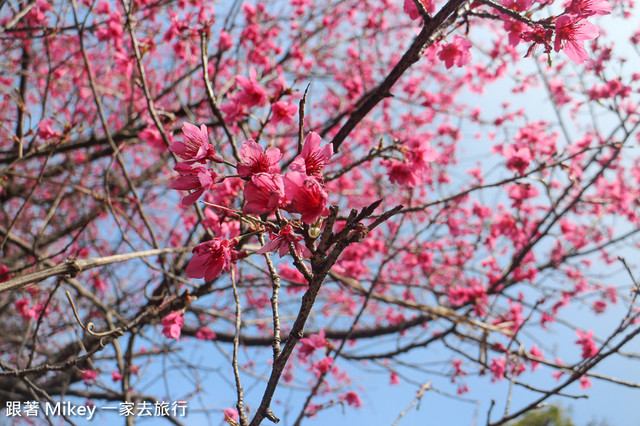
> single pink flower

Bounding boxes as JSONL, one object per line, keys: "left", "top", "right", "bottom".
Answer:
{"left": 284, "top": 172, "right": 329, "bottom": 224}
{"left": 299, "top": 330, "right": 327, "bottom": 359}
{"left": 95, "top": 1, "right": 110, "bottom": 14}
{"left": 223, "top": 408, "right": 239, "bottom": 423}
{"left": 503, "top": 18, "right": 528, "bottom": 47}
{"left": 139, "top": 125, "right": 165, "bottom": 150}
{"left": 312, "top": 356, "right": 333, "bottom": 377}
{"left": 186, "top": 238, "right": 237, "bottom": 281}
{"left": 575, "top": 329, "right": 598, "bottom": 358}
{"left": 566, "top": 0, "right": 611, "bottom": 16}
{"left": 383, "top": 160, "right": 420, "bottom": 187}
{"left": 438, "top": 36, "right": 472, "bottom": 69}
{"left": 404, "top": 0, "right": 434, "bottom": 19}
{"left": 243, "top": 173, "right": 286, "bottom": 215}
{"left": 257, "top": 224, "right": 312, "bottom": 258}
{"left": 490, "top": 357, "right": 506, "bottom": 382}
{"left": 14, "top": 298, "right": 37, "bottom": 321}
{"left": 195, "top": 327, "right": 216, "bottom": 340}
{"left": 521, "top": 25, "right": 553, "bottom": 57}
{"left": 169, "top": 163, "right": 225, "bottom": 206}
{"left": 504, "top": 145, "right": 531, "bottom": 175}
{"left": 237, "top": 140, "right": 282, "bottom": 178}
{"left": 111, "top": 371, "right": 123, "bottom": 382}
{"left": 170, "top": 122, "right": 223, "bottom": 163}
{"left": 221, "top": 98, "right": 247, "bottom": 122}
{"left": 342, "top": 391, "right": 362, "bottom": 408}
{"left": 161, "top": 311, "right": 185, "bottom": 341}
{"left": 271, "top": 101, "right": 298, "bottom": 125}
{"left": 37, "top": 118, "right": 60, "bottom": 140}
{"left": 554, "top": 15, "right": 599, "bottom": 64}
{"left": 579, "top": 374, "right": 593, "bottom": 389}
{"left": 452, "top": 358, "right": 467, "bottom": 377}
{"left": 529, "top": 344, "right": 543, "bottom": 371}
{"left": 219, "top": 30, "right": 233, "bottom": 50}
{"left": 507, "top": 183, "right": 539, "bottom": 207}
{"left": 407, "top": 141, "right": 438, "bottom": 171}
{"left": 81, "top": 369, "right": 98, "bottom": 384}
{"left": 235, "top": 68, "right": 267, "bottom": 107}
{"left": 290, "top": 132, "right": 333, "bottom": 179}
{"left": 390, "top": 371, "right": 401, "bottom": 385}
{"left": 0, "top": 264, "right": 10, "bottom": 283}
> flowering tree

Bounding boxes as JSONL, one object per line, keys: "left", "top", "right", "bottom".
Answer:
{"left": 1, "top": 0, "right": 639, "bottom": 424}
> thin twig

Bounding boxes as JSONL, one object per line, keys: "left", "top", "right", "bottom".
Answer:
{"left": 259, "top": 233, "right": 282, "bottom": 360}
{"left": 297, "top": 84, "right": 310, "bottom": 155}
{"left": 200, "top": 32, "right": 240, "bottom": 161}
{"left": 231, "top": 268, "right": 249, "bottom": 426}
{"left": 392, "top": 382, "right": 432, "bottom": 426}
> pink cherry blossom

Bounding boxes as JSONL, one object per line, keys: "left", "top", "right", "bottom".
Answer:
{"left": 186, "top": 238, "right": 237, "bottom": 281}
{"left": 237, "top": 140, "right": 282, "bottom": 178}
{"left": 503, "top": 18, "right": 528, "bottom": 47}
{"left": 94, "top": 12, "right": 124, "bottom": 43}
{"left": 243, "top": 173, "right": 286, "bottom": 215}
{"left": 504, "top": 145, "right": 531, "bottom": 175}
{"left": 407, "top": 140, "right": 439, "bottom": 171}
{"left": 575, "top": 329, "right": 598, "bottom": 358}
{"left": 438, "top": 36, "right": 473, "bottom": 69}
{"left": 284, "top": 172, "right": 329, "bottom": 224}
{"left": 390, "top": 371, "right": 401, "bottom": 385}
{"left": 139, "top": 125, "right": 164, "bottom": 150}
{"left": 235, "top": 68, "right": 267, "bottom": 107}
{"left": 257, "top": 224, "right": 312, "bottom": 258}
{"left": 195, "top": 327, "right": 216, "bottom": 340}
{"left": 490, "top": 357, "right": 507, "bottom": 382}
{"left": 161, "top": 311, "right": 185, "bottom": 341}
{"left": 223, "top": 408, "right": 239, "bottom": 422}
{"left": 383, "top": 160, "right": 420, "bottom": 187}
{"left": 0, "top": 265, "right": 11, "bottom": 283}
{"left": 507, "top": 183, "right": 539, "bottom": 207}
{"left": 37, "top": 118, "right": 60, "bottom": 140}
{"left": 81, "top": 369, "right": 98, "bottom": 384}
{"left": 169, "top": 163, "right": 225, "bottom": 206}
{"left": 521, "top": 25, "right": 554, "bottom": 57}
{"left": 566, "top": 0, "right": 611, "bottom": 17}
{"left": 311, "top": 356, "right": 333, "bottom": 377}
{"left": 404, "top": 0, "right": 434, "bottom": 19}
{"left": 170, "top": 122, "right": 223, "bottom": 163}
{"left": 342, "top": 391, "right": 362, "bottom": 408}
{"left": 554, "top": 15, "right": 599, "bottom": 63}
{"left": 290, "top": 132, "right": 333, "bottom": 179}
{"left": 221, "top": 98, "right": 247, "bottom": 122}
{"left": 111, "top": 371, "right": 123, "bottom": 382}
{"left": 579, "top": 374, "right": 593, "bottom": 389}
{"left": 15, "top": 298, "right": 37, "bottom": 321}
{"left": 299, "top": 330, "right": 328, "bottom": 360}
{"left": 271, "top": 101, "right": 298, "bottom": 125}
{"left": 530, "top": 345, "right": 543, "bottom": 371}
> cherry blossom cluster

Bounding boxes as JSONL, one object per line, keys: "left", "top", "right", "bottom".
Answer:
{"left": 168, "top": 123, "right": 333, "bottom": 284}
{"left": 3, "top": 0, "right": 636, "bottom": 422}
{"left": 406, "top": 0, "right": 609, "bottom": 64}
{"left": 507, "top": 0, "right": 609, "bottom": 63}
